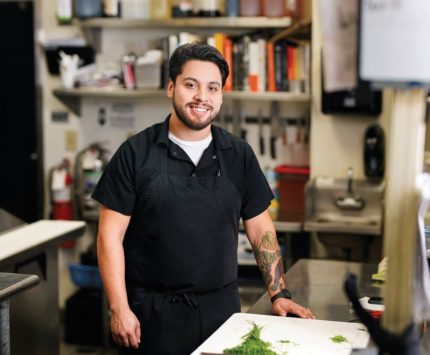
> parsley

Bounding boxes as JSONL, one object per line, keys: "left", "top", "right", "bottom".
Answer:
{"left": 223, "top": 323, "right": 277, "bottom": 355}
{"left": 330, "top": 335, "right": 349, "bottom": 344}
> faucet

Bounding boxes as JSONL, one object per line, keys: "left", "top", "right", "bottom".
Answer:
{"left": 347, "top": 167, "right": 353, "bottom": 194}
{"left": 335, "top": 167, "right": 365, "bottom": 210}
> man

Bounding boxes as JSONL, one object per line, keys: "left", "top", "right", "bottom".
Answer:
{"left": 93, "top": 42, "right": 314, "bottom": 355}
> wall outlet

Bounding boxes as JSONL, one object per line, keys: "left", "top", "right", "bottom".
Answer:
{"left": 65, "top": 130, "right": 77, "bottom": 151}
{"left": 51, "top": 111, "right": 69, "bottom": 123}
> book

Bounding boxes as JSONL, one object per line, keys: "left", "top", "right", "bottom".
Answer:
{"left": 257, "top": 38, "right": 266, "bottom": 92}
{"left": 214, "top": 32, "right": 226, "bottom": 56}
{"left": 248, "top": 41, "right": 259, "bottom": 92}
{"left": 266, "top": 41, "right": 277, "bottom": 92}
{"left": 274, "top": 40, "right": 286, "bottom": 91}
{"left": 223, "top": 37, "right": 234, "bottom": 92}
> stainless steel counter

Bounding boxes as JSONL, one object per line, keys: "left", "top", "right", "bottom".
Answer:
{"left": 0, "top": 220, "right": 86, "bottom": 355}
{"left": 248, "top": 259, "right": 381, "bottom": 322}
{"left": 0, "top": 272, "right": 39, "bottom": 355}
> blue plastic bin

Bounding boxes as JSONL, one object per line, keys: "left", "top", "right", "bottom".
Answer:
{"left": 68, "top": 263, "right": 102, "bottom": 289}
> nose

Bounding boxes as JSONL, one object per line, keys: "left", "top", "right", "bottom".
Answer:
{"left": 194, "top": 87, "right": 208, "bottom": 102}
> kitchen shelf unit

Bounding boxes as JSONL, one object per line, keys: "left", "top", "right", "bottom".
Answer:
{"left": 56, "top": 16, "right": 312, "bottom": 115}
{"left": 53, "top": 87, "right": 311, "bottom": 115}
{"left": 77, "top": 16, "right": 294, "bottom": 29}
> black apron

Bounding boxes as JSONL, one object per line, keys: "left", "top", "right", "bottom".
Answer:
{"left": 120, "top": 141, "right": 242, "bottom": 355}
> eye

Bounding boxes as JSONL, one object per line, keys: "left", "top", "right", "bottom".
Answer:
{"left": 209, "top": 86, "right": 219, "bottom": 93}
{"left": 185, "top": 82, "right": 196, "bottom": 89}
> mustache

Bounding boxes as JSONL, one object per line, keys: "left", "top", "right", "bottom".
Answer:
{"left": 188, "top": 102, "right": 213, "bottom": 110}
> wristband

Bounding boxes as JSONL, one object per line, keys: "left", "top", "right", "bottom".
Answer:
{"left": 270, "top": 288, "right": 292, "bottom": 303}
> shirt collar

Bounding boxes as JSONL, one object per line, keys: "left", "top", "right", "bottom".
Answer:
{"left": 155, "top": 114, "right": 232, "bottom": 150}
{"left": 155, "top": 115, "right": 171, "bottom": 147}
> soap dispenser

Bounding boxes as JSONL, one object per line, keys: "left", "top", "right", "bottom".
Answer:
{"left": 364, "top": 124, "right": 385, "bottom": 181}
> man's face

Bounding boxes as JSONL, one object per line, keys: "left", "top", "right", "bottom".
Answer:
{"left": 167, "top": 60, "right": 223, "bottom": 131}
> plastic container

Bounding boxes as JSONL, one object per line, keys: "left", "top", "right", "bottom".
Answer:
{"left": 274, "top": 165, "right": 309, "bottom": 222}
{"left": 263, "top": 0, "right": 284, "bottom": 17}
{"left": 135, "top": 63, "right": 161, "bottom": 88}
{"left": 122, "top": 0, "right": 150, "bottom": 19}
{"left": 75, "top": 0, "right": 102, "bottom": 18}
{"left": 284, "top": 0, "right": 300, "bottom": 17}
{"left": 239, "top": 0, "right": 260, "bottom": 16}
{"left": 68, "top": 263, "right": 102, "bottom": 289}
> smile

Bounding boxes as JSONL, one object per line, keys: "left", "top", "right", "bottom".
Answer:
{"left": 190, "top": 105, "right": 210, "bottom": 113}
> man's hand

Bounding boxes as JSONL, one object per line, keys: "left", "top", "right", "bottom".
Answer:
{"left": 272, "top": 298, "right": 315, "bottom": 319}
{"left": 110, "top": 307, "right": 141, "bottom": 348}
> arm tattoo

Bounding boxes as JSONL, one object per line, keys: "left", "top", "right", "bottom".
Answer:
{"left": 251, "top": 231, "right": 285, "bottom": 293}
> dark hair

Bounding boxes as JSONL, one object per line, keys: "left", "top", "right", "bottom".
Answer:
{"left": 169, "top": 42, "right": 229, "bottom": 87}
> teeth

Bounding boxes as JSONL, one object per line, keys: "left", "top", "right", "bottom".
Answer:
{"left": 193, "top": 107, "right": 207, "bottom": 112}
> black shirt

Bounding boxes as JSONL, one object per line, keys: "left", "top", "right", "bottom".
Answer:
{"left": 92, "top": 116, "right": 273, "bottom": 221}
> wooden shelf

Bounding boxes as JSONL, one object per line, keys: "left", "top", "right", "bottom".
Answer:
{"left": 77, "top": 16, "right": 293, "bottom": 29}
{"left": 53, "top": 87, "right": 311, "bottom": 115}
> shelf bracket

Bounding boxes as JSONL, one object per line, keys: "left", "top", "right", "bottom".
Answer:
{"left": 53, "top": 91, "right": 81, "bottom": 116}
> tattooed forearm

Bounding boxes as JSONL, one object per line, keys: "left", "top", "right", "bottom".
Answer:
{"left": 271, "top": 257, "right": 283, "bottom": 291}
{"left": 251, "top": 231, "right": 285, "bottom": 292}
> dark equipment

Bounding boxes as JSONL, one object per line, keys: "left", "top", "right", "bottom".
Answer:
{"left": 364, "top": 124, "right": 385, "bottom": 181}
{"left": 344, "top": 273, "right": 421, "bottom": 355}
{"left": 64, "top": 288, "right": 103, "bottom": 346}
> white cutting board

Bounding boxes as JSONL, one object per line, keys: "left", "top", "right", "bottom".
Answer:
{"left": 192, "top": 313, "right": 369, "bottom": 355}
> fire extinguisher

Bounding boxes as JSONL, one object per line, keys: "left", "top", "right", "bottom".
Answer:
{"left": 50, "top": 158, "right": 76, "bottom": 248}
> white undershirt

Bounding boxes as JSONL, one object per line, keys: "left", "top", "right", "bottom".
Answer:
{"left": 168, "top": 131, "right": 213, "bottom": 166}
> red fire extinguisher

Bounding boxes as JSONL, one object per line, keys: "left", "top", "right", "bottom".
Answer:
{"left": 51, "top": 158, "right": 75, "bottom": 248}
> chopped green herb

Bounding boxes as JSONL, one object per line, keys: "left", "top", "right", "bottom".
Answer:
{"left": 223, "top": 323, "right": 277, "bottom": 355}
{"left": 279, "top": 339, "right": 299, "bottom": 346}
{"left": 330, "top": 335, "right": 349, "bottom": 344}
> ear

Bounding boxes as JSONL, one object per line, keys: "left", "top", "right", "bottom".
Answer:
{"left": 167, "top": 79, "right": 174, "bottom": 98}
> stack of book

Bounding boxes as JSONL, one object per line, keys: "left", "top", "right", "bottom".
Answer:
{"left": 159, "top": 31, "right": 311, "bottom": 93}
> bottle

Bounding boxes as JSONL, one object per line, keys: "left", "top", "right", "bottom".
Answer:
{"left": 263, "top": 0, "right": 284, "bottom": 17}
{"left": 103, "top": 0, "right": 120, "bottom": 17}
{"left": 57, "top": 0, "right": 73, "bottom": 24}
{"left": 151, "top": 0, "right": 171, "bottom": 19}
{"left": 284, "top": 0, "right": 299, "bottom": 17}
{"left": 225, "top": 0, "right": 239, "bottom": 17}
{"left": 121, "top": 51, "right": 137, "bottom": 90}
{"left": 239, "top": 0, "right": 260, "bottom": 16}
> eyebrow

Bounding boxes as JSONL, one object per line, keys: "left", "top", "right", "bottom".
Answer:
{"left": 183, "top": 77, "right": 221, "bottom": 87}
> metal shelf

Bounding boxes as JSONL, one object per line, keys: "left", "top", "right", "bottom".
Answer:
{"left": 77, "top": 16, "right": 293, "bottom": 29}
{"left": 53, "top": 87, "right": 310, "bottom": 115}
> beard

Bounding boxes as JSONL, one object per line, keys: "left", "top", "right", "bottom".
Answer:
{"left": 172, "top": 92, "right": 219, "bottom": 131}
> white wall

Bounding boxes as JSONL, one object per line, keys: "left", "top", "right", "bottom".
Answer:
{"left": 38, "top": 0, "right": 389, "bottom": 305}
{"left": 310, "top": 0, "right": 392, "bottom": 180}
{"left": 38, "top": 1, "right": 95, "bottom": 307}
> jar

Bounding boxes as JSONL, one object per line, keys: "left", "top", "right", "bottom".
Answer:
{"left": 225, "top": 0, "right": 239, "bottom": 17}
{"left": 263, "top": 0, "right": 284, "bottom": 17}
{"left": 172, "top": 0, "right": 193, "bottom": 17}
{"left": 151, "top": 0, "right": 171, "bottom": 19}
{"left": 103, "top": 0, "right": 120, "bottom": 16}
{"left": 193, "top": 0, "right": 223, "bottom": 16}
{"left": 239, "top": 0, "right": 260, "bottom": 16}
{"left": 122, "top": 0, "right": 151, "bottom": 18}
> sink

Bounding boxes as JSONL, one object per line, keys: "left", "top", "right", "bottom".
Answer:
{"left": 304, "top": 177, "right": 385, "bottom": 235}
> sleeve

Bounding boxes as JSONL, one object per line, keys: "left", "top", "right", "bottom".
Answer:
{"left": 240, "top": 144, "right": 274, "bottom": 221}
{"left": 91, "top": 141, "right": 136, "bottom": 215}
